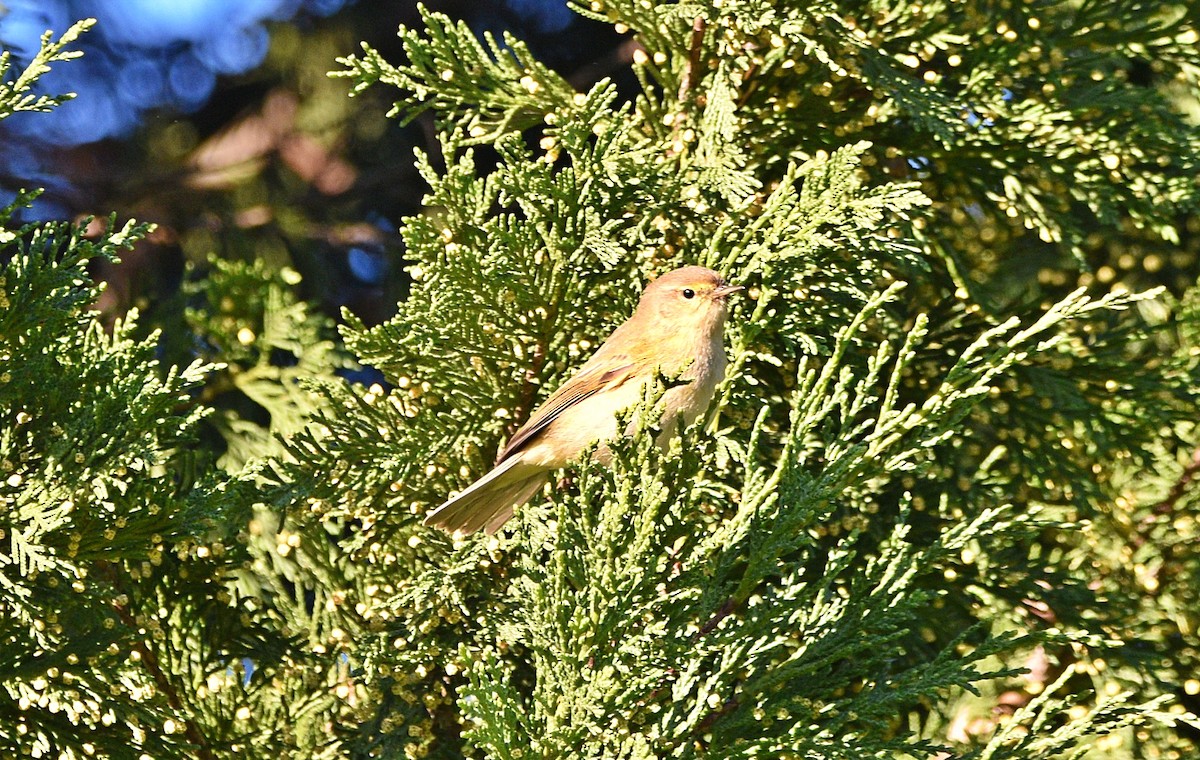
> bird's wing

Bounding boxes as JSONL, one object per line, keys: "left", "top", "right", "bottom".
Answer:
{"left": 496, "top": 361, "right": 639, "bottom": 463}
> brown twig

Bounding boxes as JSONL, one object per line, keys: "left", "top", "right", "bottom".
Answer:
{"left": 1152, "top": 446, "right": 1200, "bottom": 516}
{"left": 1132, "top": 445, "right": 1200, "bottom": 548}
{"left": 736, "top": 61, "right": 760, "bottom": 108}
{"left": 698, "top": 597, "right": 738, "bottom": 637}
{"left": 694, "top": 693, "right": 740, "bottom": 737}
{"left": 678, "top": 17, "right": 707, "bottom": 104}
{"left": 499, "top": 332, "right": 550, "bottom": 465}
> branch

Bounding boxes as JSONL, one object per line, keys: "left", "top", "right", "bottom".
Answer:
{"left": 678, "top": 17, "right": 707, "bottom": 104}
{"left": 497, "top": 304, "right": 555, "bottom": 464}
{"left": 96, "top": 561, "right": 215, "bottom": 760}
{"left": 1152, "top": 446, "right": 1200, "bottom": 516}
{"left": 1132, "top": 445, "right": 1200, "bottom": 549}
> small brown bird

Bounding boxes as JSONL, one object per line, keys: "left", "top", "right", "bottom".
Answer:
{"left": 424, "top": 266, "right": 742, "bottom": 535}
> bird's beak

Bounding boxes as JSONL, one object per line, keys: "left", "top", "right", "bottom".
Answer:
{"left": 713, "top": 284, "right": 745, "bottom": 300}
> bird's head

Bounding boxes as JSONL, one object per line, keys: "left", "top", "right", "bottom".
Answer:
{"left": 636, "top": 266, "right": 743, "bottom": 334}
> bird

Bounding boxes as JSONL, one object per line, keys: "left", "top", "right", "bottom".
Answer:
{"left": 423, "top": 265, "right": 742, "bottom": 536}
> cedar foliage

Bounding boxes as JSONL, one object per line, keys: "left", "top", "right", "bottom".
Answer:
{"left": 4, "top": 3, "right": 1200, "bottom": 758}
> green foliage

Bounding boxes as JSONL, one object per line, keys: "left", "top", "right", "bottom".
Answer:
{"left": 5, "top": 1, "right": 1200, "bottom": 758}
{"left": 0, "top": 198, "right": 210, "bottom": 755}
{"left": 170, "top": 257, "right": 349, "bottom": 471}
{"left": 304, "top": 2, "right": 1200, "bottom": 757}
{"left": 336, "top": 9, "right": 578, "bottom": 142}
{"left": 0, "top": 198, "right": 352, "bottom": 757}
{"left": 456, "top": 285, "right": 1155, "bottom": 757}
{"left": 0, "top": 20, "right": 92, "bottom": 121}
{"left": 0, "top": 32, "right": 349, "bottom": 758}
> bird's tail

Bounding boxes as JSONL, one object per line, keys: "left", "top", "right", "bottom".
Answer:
{"left": 423, "top": 455, "right": 547, "bottom": 535}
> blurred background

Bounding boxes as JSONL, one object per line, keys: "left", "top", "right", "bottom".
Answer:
{"left": 0, "top": 0, "right": 628, "bottom": 327}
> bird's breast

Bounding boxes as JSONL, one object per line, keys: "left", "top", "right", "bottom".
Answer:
{"left": 663, "top": 330, "right": 727, "bottom": 428}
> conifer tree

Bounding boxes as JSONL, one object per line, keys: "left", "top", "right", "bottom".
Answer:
{"left": 4, "top": 2, "right": 1200, "bottom": 759}
{"left": 271, "top": 0, "right": 1199, "bottom": 756}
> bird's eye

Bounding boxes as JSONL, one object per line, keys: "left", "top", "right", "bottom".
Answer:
{"left": 682, "top": 288, "right": 696, "bottom": 299}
